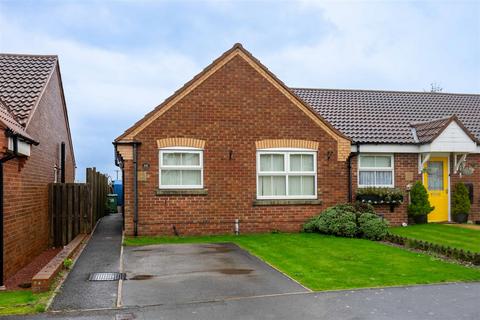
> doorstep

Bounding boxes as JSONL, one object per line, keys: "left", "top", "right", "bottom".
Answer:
{"left": 31, "top": 234, "right": 87, "bottom": 293}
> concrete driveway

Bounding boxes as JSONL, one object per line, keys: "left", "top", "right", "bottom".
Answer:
{"left": 121, "top": 243, "right": 308, "bottom": 307}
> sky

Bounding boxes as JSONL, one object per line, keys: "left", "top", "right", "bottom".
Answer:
{"left": 0, "top": 0, "right": 479, "bottom": 181}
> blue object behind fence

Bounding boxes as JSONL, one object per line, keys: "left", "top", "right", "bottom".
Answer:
{"left": 112, "top": 180, "right": 123, "bottom": 206}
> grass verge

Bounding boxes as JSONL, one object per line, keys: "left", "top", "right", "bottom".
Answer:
{"left": 390, "top": 224, "right": 480, "bottom": 253}
{"left": 125, "top": 233, "right": 480, "bottom": 291}
{"left": 0, "top": 290, "right": 50, "bottom": 316}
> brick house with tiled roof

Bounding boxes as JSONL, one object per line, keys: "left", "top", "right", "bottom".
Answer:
{"left": 0, "top": 54, "right": 75, "bottom": 285}
{"left": 115, "top": 44, "right": 479, "bottom": 236}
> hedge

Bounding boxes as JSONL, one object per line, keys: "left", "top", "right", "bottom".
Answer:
{"left": 385, "top": 233, "right": 480, "bottom": 265}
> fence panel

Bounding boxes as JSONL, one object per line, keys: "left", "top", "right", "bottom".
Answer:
{"left": 49, "top": 183, "right": 90, "bottom": 247}
{"left": 49, "top": 168, "right": 110, "bottom": 247}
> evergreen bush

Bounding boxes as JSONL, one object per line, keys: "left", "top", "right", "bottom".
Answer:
{"left": 407, "top": 181, "right": 434, "bottom": 217}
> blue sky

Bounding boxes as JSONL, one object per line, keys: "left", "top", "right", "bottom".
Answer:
{"left": 0, "top": 0, "right": 479, "bottom": 181}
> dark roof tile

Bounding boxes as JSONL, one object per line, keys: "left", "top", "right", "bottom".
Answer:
{"left": 0, "top": 54, "right": 57, "bottom": 125}
{"left": 292, "top": 88, "right": 480, "bottom": 144}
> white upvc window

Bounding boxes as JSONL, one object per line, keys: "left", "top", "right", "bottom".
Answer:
{"left": 256, "top": 150, "right": 317, "bottom": 199}
{"left": 358, "top": 154, "right": 394, "bottom": 188}
{"left": 159, "top": 148, "right": 203, "bottom": 189}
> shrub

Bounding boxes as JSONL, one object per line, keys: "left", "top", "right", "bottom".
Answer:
{"left": 303, "top": 203, "right": 388, "bottom": 240}
{"left": 316, "top": 206, "right": 358, "bottom": 238}
{"left": 451, "top": 182, "right": 471, "bottom": 217}
{"left": 353, "top": 202, "right": 376, "bottom": 214}
{"left": 408, "top": 181, "right": 434, "bottom": 217}
{"left": 358, "top": 212, "right": 389, "bottom": 240}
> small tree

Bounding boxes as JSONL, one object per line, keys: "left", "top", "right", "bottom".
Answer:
{"left": 408, "top": 181, "right": 434, "bottom": 217}
{"left": 452, "top": 182, "right": 471, "bottom": 217}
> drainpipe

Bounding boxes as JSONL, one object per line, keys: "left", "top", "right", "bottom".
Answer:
{"left": 0, "top": 134, "right": 19, "bottom": 288}
{"left": 347, "top": 143, "right": 360, "bottom": 202}
{"left": 133, "top": 143, "right": 138, "bottom": 237}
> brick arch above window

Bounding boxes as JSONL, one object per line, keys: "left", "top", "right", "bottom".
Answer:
{"left": 255, "top": 139, "right": 319, "bottom": 150}
{"left": 157, "top": 138, "right": 206, "bottom": 149}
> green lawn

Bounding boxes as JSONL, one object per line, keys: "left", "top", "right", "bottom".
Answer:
{"left": 390, "top": 224, "right": 480, "bottom": 253}
{"left": 125, "top": 233, "right": 480, "bottom": 291}
{"left": 0, "top": 290, "right": 49, "bottom": 316}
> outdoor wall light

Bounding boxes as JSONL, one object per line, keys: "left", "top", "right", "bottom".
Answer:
{"left": 142, "top": 163, "right": 150, "bottom": 171}
{"left": 327, "top": 150, "right": 334, "bottom": 160}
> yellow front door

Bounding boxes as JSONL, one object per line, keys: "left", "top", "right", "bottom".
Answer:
{"left": 423, "top": 157, "right": 449, "bottom": 222}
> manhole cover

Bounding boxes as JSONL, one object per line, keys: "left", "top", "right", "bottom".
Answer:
{"left": 88, "top": 272, "right": 126, "bottom": 281}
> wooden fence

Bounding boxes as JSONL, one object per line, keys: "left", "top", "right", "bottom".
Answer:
{"left": 49, "top": 168, "right": 110, "bottom": 247}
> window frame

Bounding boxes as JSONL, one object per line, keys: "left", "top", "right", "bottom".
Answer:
{"left": 256, "top": 149, "right": 317, "bottom": 200}
{"left": 159, "top": 147, "right": 204, "bottom": 189}
{"left": 357, "top": 154, "right": 395, "bottom": 188}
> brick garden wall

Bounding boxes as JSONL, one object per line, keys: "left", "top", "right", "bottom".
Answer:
{"left": 3, "top": 69, "right": 75, "bottom": 280}
{"left": 123, "top": 55, "right": 350, "bottom": 236}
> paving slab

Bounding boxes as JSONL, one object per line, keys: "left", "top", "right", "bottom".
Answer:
{"left": 121, "top": 242, "right": 308, "bottom": 307}
{"left": 49, "top": 213, "right": 123, "bottom": 310}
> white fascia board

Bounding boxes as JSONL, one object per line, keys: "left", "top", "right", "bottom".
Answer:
{"left": 351, "top": 144, "right": 420, "bottom": 153}
{"left": 352, "top": 143, "right": 479, "bottom": 154}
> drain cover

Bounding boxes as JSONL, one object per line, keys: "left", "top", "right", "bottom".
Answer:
{"left": 88, "top": 272, "right": 126, "bottom": 281}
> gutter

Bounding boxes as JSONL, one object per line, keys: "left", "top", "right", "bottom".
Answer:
{"left": 113, "top": 141, "right": 141, "bottom": 237}
{"left": 0, "top": 134, "right": 19, "bottom": 288}
{"left": 347, "top": 143, "right": 360, "bottom": 202}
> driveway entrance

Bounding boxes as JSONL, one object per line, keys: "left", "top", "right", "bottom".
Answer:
{"left": 121, "top": 243, "right": 308, "bottom": 307}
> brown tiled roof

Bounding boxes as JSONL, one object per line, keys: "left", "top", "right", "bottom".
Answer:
{"left": 0, "top": 54, "right": 57, "bottom": 125}
{"left": 410, "top": 116, "right": 452, "bottom": 144}
{"left": 292, "top": 88, "right": 480, "bottom": 144}
{"left": 0, "top": 99, "right": 35, "bottom": 142}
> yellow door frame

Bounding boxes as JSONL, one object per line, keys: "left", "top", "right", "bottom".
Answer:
{"left": 422, "top": 154, "right": 450, "bottom": 222}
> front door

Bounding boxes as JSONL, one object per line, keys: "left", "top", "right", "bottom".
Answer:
{"left": 423, "top": 157, "right": 449, "bottom": 222}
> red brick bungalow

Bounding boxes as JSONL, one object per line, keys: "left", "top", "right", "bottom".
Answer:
{"left": 0, "top": 54, "right": 75, "bottom": 286}
{"left": 114, "top": 44, "right": 479, "bottom": 236}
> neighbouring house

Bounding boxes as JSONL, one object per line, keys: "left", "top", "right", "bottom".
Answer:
{"left": 0, "top": 54, "right": 75, "bottom": 285}
{"left": 114, "top": 44, "right": 479, "bottom": 236}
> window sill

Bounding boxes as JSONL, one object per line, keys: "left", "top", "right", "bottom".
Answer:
{"left": 253, "top": 199, "right": 322, "bottom": 206}
{"left": 156, "top": 189, "right": 208, "bottom": 196}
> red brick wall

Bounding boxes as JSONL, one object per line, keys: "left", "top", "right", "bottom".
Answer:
{"left": 123, "top": 55, "right": 349, "bottom": 236}
{"left": 451, "top": 154, "right": 480, "bottom": 223}
{"left": 3, "top": 68, "right": 75, "bottom": 280}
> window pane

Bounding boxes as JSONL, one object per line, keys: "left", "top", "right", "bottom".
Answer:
{"left": 302, "top": 155, "right": 314, "bottom": 171}
{"left": 272, "top": 155, "right": 284, "bottom": 171}
{"left": 182, "top": 170, "right": 201, "bottom": 185}
{"left": 163, "top": 153, "right": 182, "bottom": 165}
{"left": 259, "top": 176, "right": 272, "bottom": 195}
{"left": 376, "top": 171, "right": 392, "bottom": 185}
{"left": 260, "top": 155, "right": 271, "bottom": 171}
{"left": 359, "top": 171, "right": 375, "bottom": 186}
{"left": 302, "top": 176, "right": 315, "bottom": 195}
{"left": 288, "top": 176, "right": 302, "bottom": 195}
{"left": 182, "top": 153, "right": 200, "bottom": 166}
{"left": 427, "top": 162, "right": 443, "bottom": 190}
{"left": 290, "top": 155, "right": 302, "bottom": 171}
{"left": 360, "top": 156, "right": 375, "bottom": 167}
{"left": 272, "top": 176, "right": 286, "bottom": 195}
{"left": 375, "top": 156, "right": 392, "bottom": 168}
{"left": 161, "top": 170, "right": 181, "bottom": 185}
